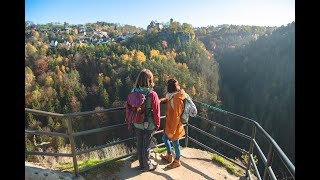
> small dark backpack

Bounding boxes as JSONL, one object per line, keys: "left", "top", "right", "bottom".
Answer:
{"left": 125, "top": 90, "right": 152, "bottom": 129}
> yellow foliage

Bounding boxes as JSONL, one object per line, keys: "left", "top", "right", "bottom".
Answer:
{"left": 26, "top": 43, "right": 37, "bottom": 56}
{"left": 73, "top": 28, "right": 78, "bottom": 35}
{"left": 67, "top": 36, "right": 74, "bottom": 43}
{"left": 135, "top": 51, "right": 146, "bottom": 63}
{"left": 177, "top": 63, "right": 188, "bottom": 70}
{"left": 182, "top": 63, "right": 188, "bottom": 70}
{"left": 43, "top": 44, "right": 49, "bottom": 49}
{"left": 182, "top": 83, "right": 186, "bottom": 89}
{"left": 45, "top": 76, "right": 54, "bottom": 87}
{"left": 56, "top": 56, "right": 63, "bottom": 62}
{"left": 32, "top": 89, "right": 41, "bottom": 100}
{"left": 121, "top": 54, "right": 131, "bottom": 61}
{"left": 129, "top": 50, "right": 136, "bottom": 57}
{"left": 32, "top": 30, "right": 39, "bottom": 38}
{"left": 159, "top": 55, "right": 167, "bottom": 61}
{"left": 104, "top": 76, "right": 111, "bottom": 84}
{"left": 25, "top": 67, "right": 35, "bottom": 89}
{"left": 76, "top": 43, "right": 88, "bottom": 48}
{"left": 191, "top": 86, "right": 196, "bottom": 96}
{"left": 61, "top": 65, "right": 66, "bottom": 73}
{"left": 165, "top": 50, "right": 177, "bottom": 59}
{"left": 55, "top": 66, "right": 63, "bottom": 81}
{"left": 150, "top": 49, "right": 160, "bottom": 58}
{"left": 58, "top": 74, "right": 63, "bottom": 81}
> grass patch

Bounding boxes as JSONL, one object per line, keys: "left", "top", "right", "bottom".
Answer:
{"left": 153, "top": 145, "right": 183, "bottom": 154}
{"left": 54, "top": 158, "right": 124, "bottom": 173}
{"left": 80, "top": 159, "right": 125, "bottom": 179}
{"left": 153, "top": 147, "right": 167, "bottom": 154}
{"left": 210, "top": 154, "right": 245, "bottom": 177}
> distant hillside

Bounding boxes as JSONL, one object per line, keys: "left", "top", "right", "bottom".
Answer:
{"left": 217, "top": 22, "right": 295, "bottom": 176}
{"left": 195, "top": 24, "right": 276, "bottom": 59}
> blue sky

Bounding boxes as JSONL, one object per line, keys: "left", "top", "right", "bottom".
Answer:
{"left": 26, "top": 0, "right": 295, "bottom": 29}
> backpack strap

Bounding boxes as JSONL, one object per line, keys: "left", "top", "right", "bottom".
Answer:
{"left": 180, "top": 98, "right": 187, "bottom": 123}
{"left": 144, "top": 90, "right": 153, "bottom": 121}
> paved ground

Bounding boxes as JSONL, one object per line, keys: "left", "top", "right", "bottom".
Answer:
{"left": 112, "top": 148, "right": 243, "bottom": 180}
{"left": 25, "top": 148, "right": 246, "bottom": 180}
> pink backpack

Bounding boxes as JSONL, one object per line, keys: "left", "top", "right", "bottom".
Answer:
{"left": 125, "top": 91, "right": 152, "bottom": 129}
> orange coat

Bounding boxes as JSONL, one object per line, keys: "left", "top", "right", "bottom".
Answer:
{"left": 163, "top": 91, "right": 186, "bottom": 141}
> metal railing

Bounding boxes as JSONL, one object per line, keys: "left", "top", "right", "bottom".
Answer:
{"left": 192, "top": 100, "right": 295, "bottom": 180}
{"left": 25, "top": 101, "right": 295, "bottom": 179}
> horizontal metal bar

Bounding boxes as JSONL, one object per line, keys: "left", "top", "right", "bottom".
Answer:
{"left": 153, "top": 123, "right": 186, "bottom": 135}
{"left": 153, "top": 142, "right": 165, "bottom": 148}
{"left": 25, "top": 107, "right": 126, "bottom": 118}
{"left": 25, "top": 129, "right": 69, "bottom": 137}
{"left": 188, "top": 124, "right": 248, "bottom": 154}
{"left": 66, "top": 107, "right": 126, "bottom": 117}
{"left": 78, "top": 152, "right": 135, "bottom": 173}
{"left": 25, "top": 151, "right": 73, "bottom": 157}
{"left": 153, "top": 129, "right": 164, "bottom": 135}
{"left": 250, "top": 154, "right": 262, "bottom": 180}
{"left": 193, "top": 100, "right": 256, "bottom": 124}
{"left": 76, "top": 137, "right": 135, "bottom": 155}
{"left": 25, "top": 108, "right": 64, "bottom": 117}
{"left": 73, "top": 123, "right": 128, "bottom": 137}
{"left": 188, "top": 136, "right": 246, "bottom": 170}
{"left": 267, "top": 166, "right": 277, "bottom": 180}
{"left": 149, "top": 136, "right": 185, "bottom": 150}
{"left": 196, "top": 115, "right": 252, "bottom": 140}
{"left": 253, "top": 139, "right": 267, "bottom": 165}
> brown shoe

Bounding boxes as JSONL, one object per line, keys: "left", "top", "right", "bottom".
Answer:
{"left": 160, "top": 153, "right": 173, "bottom": 163}
{"left": 167, "top": 159, "right": 181, "bottom": 169}
{"left": 141, "top": 163, "right": 157, "bottom": 172}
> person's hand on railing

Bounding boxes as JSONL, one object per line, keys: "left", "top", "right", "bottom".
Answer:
{"left": 151, "top": 129, "right": 157, "bottom": 136}
{"left": 160, "top": 98, "right": 168, "bottom": 103}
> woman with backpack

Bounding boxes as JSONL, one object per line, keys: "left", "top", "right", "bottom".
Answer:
{"left": 130, "top": 69, "right": 160, "bottom": 172}
{"left": 160, "top": 78, "right": 186, "bottom": 169}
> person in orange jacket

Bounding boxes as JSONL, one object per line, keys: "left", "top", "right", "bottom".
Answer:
{"left": 160, "top": 78, "right": 186, "bottom": 169}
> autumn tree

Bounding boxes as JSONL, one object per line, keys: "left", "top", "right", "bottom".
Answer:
{"left": 34, "top": 59, "right": 48, "bottom": 76}
{"left": 25, "top": 43, "right": 37, "bottom": 57}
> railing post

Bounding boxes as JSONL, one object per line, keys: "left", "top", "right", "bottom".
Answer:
{"left": 66, "top": 117, "right": 79, "bottom": 177}
{"left": 246, "top": 124, "right": 256, "bottom": 177}
{"left": 263, "top": 143, "right": 275, "bottom": 180}
{"left": 185, "top": 122, "right": 189, "bottom": 147}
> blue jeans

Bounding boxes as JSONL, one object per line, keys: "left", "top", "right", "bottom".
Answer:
{"left": 162, "top": 133, "right": 181, "bottom": 160}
